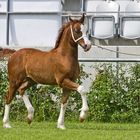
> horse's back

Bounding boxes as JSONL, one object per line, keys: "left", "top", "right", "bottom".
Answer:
{"left": 8, "top": 48, "right": 47, "bottom": 75}
{"left": 9, "top": 48, "right": 48, "bottom": 62}
{"left": 14, "top": 48, "right": 47, "bottom": 56}
{"left": 8, "top": 48, "right": 56, "bottom": 84}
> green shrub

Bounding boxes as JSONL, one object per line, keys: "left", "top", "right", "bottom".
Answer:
{"left": 0, "top": 61, "right": 8, "bottom": 118}
{"left": 89, "top": 63, "right": 140, "bottom": 123}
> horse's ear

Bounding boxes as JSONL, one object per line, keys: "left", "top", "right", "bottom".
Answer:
{"left": 69, "top": 16, "right": 73, "bottom": 22}
{"left": 79, "top": 13, "right": 85, "bottom": 24}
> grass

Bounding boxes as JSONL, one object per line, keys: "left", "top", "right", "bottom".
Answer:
{"left": 0, "top": 121, "right": 140, "bottom": 140}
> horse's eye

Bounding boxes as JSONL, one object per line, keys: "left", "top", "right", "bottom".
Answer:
{"left": 74, "top": 29, "right": 80, "bottom": 34}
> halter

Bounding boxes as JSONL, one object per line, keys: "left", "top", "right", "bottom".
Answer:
{"left": 70, "top": 25, "right": 87, "bottom": 43}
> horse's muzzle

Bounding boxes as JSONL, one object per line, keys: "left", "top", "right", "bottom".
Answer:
{"left": 82, "top": 44, "right": 91, "bottom": 52}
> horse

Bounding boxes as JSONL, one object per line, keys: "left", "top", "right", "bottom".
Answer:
{"left": 2, "top": 14, "right": 91, "bottom": 129}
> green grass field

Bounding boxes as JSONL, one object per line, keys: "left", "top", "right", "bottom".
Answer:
{"left": 0, "top": 121, "right": 140, "bottom": 140}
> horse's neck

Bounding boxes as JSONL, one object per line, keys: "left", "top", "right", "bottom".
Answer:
{"left": 56, "top": 27, "right": 78, "bottom": 59}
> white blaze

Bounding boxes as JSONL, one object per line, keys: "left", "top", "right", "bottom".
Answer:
{"left": 80, "top": 24, "right": 91, "bottom": 45}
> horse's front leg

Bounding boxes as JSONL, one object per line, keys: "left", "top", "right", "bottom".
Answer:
{"left": 57, "top": 88, "right": 70, "bottom": 130}
{"left": 77, "top": 85, "right": 89, "bottom": 122}
{"left": 61, "top": 79, "right": 89, "bottom": 123}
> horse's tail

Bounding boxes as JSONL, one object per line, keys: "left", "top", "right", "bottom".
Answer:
{"left": 0, "top": 47, "right": 16, "bottom": 59}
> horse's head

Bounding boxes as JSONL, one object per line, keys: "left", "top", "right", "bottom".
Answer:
{"left": 69, "top": 14, "right": 91, "bottom": 52}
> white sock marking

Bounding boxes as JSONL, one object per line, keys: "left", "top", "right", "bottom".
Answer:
{"left": 22, "top": 94, "right": 34, "bottom": 120}
{"left": 77, "top": 85, "right": 89, "bottom": 119}
{"left": 3, "top": 104, "right": 11, "bottom": 128}
{"left": 77, "top": 85, "right": 86, "bottom": 95}
{"left": 57, "top": 103, "right": 67, "bottom": 129}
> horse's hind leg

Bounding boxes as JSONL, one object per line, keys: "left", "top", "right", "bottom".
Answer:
{"left": 3, "top": 85, "right": 17, "bottom": 128}
{"left": 57, "top": 88, "right": 70, "bottom": 130}
{"left": 18, "top": 80, "right": 34, "bottom": 124}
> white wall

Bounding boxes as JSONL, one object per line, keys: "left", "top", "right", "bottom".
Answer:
{"left": 0, "top": 0, "right": 62, "bottom": 47}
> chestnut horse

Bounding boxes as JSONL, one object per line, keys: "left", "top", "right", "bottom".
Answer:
{"left": 2, "top": 14, "right": 91, "bottom": 129}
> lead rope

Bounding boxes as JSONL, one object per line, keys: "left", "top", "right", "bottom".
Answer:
{"left": 93, "top": 44, "right": 140, "bottom": 57}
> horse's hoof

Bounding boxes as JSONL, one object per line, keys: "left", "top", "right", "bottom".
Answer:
{"left": 80, "top": 109, "right": 88, "bottom": 122}
{"left": 57, "top": 124, "right": 66, "bottom": 130}
{"left": 79, "top": 117, "right": 85, "bottom": 123}
{"left": 3, "top": 123, "right": 12, "bottom": 128}
{"left": 27, "top": 117, "right": 32, "bottom": 125}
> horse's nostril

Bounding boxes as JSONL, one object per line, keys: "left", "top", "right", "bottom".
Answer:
{"left": 82, "top": 44, "right": 91, "bottom": 52}
{"left": 82, "top": 45, "right": 87, "bottom": 50}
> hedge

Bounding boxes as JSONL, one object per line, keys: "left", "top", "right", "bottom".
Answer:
{"left": 89, "top": 63, "right": 140, "bottom": 123}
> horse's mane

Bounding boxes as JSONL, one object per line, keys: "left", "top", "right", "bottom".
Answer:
{"left": 54, "top": 20, "right": 79, "bottom": 49}
{"left": 54, "top": 21, "right": 71, "bottom": 49}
